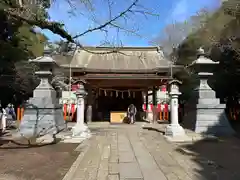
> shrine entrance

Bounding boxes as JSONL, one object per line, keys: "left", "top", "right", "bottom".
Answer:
{"left": 94, "top": 89, "right": 143, "bottom": 122}
{"left": 86, "top": 78, "right": 166, "bottom": 123}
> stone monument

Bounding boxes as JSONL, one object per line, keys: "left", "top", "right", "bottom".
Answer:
{"left": 18, "top": 52, "right": 66, "bottom": 139}
{"left": 165, "top": 80, "right": 186, "bottom": 138}
{"left": 183, "top": 47, "right": 234, "bottom": 135}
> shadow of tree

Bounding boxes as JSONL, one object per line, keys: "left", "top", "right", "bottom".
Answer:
{"left": 0, "top": 101, "right": 66, "bottom": 149}
{"left": 178, "top": 105, "right": 240, "bottom": 179}
{"left": 176, "top": 135, "right": 240, "bottom": 180}
{"left": 0, "top": 138, "right": 61, "bottom": 149}
{"left": 142, "top": 126, "right": 165, "bottom": 134}
{"left": 20, "top": 102, "right": 65, "bottom": 135}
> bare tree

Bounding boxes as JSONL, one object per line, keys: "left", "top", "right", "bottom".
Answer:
{"left": 5, "top": 0, "right": 158, "bottom": 54}
{"left": 151, "top": 8, "right": 212, "bottom": 56}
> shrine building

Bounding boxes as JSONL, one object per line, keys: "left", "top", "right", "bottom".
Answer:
{"left": 54, "top": 46, "right": 183, "bottom": 123}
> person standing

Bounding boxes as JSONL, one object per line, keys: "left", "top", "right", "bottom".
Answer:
{"left": 127, "top": 104, "right": 137, "bottom": 124}
{"left": 5, "top": 104, "right": 13, "bottom": 120}
{"left": 10, "top": 104, "right": 16, "bottom": 120}
{"left": 0, "top": 103, "right": 7, "bottom": 132}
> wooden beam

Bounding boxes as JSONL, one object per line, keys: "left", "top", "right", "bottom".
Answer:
{"left": 81, "top": 74, "right": 171, "bottom": 79}
{"left": 86, "top": 79, "right": 167, "bottom": 88}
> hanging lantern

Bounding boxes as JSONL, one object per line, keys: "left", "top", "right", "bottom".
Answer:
{"left": 128, "top": 90, "right": 131, "bottom": 97}
{"left": 116, "top": 90, "right": 118, "bottom": 97}
{"left": 110, "top": 91, "right": 113, "bottom": 97}
{"left": 161, "top": 85, "right": 167, "bottom": 92}
{"left": 121, "top": 91, "right": 124, "bottom": 98}
{"left": 104, "top": 90, "right": 107, "bottom": 96}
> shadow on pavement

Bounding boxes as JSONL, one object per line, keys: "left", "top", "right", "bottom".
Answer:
{"left": 177, "top": 109, "right": 240, "bottom": 180}
{"left": 142, "top": 126, "right": 165, "bottom": 135}
{"left": 176, "top": 136, "right": 240, "bottom": 180}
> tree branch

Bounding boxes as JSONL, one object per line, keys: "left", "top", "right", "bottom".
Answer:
{"left": 5, "top": 8, "right": 74, "bottom": 42}
{"left": 72, "top": 0, "right": 139, "bottom": 39}
{"left": 4, "top": 0, "right": 153, "bottom": 55}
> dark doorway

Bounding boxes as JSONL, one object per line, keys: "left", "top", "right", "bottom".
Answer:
{"left": 93, "top": 90, "right": 143, "bottom": 122}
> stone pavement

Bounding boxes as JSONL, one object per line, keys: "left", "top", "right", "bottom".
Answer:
{"left": 63, "top": 122, "right": 240, "bottom": 180}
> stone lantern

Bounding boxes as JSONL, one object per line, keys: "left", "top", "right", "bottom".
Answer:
{"left": 165, "top": 79, "right": 186, "bottom": 138}
{"left": 191, "top": 47, "right": 219, "bottom": 101}
{"left": 185, "top": 47, "right": 234, "bottom": 135}
{"left": 18, "top": 51, "right": 66, "bottom": 139}
{"left": 71, "top": 82, "right": 91, "bottom": 139}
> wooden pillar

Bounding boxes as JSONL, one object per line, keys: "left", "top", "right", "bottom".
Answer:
{"left": 145, "top": 89, "right": 148, "bottom": 119}
{"left": 86, "top": 86, "right": 93, "bottom": 123}
{"left": 153, "top": 86, "right": 157, "bottom": 106}
{"left": 152, "top": 86, "right": 157, "bottom": 123}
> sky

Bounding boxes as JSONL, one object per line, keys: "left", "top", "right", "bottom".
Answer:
{"left": 42, "top": 0, "right": 222, "bottom": 46}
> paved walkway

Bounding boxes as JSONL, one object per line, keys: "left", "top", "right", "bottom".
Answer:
{"left": 63, "top": 122, "right": 240, "bottom": 180}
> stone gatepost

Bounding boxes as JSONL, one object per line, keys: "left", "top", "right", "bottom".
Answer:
{"left": 165, "top": 80, "right": 186, "bottom": 138}
{"left": 18, "top": 53, "right": 66, "bottom": 139}
{"left": 184, "top": 47, "right": 234, "bottom": 135}
{"left": 71, "top": 82, "right": 91, "bottom": 139}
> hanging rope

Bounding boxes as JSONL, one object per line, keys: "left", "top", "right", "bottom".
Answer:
{"left": 93, "top": 87, "right": 146, "bottom": 92}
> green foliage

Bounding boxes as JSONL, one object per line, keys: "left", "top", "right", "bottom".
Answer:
{"left": 177, "top": 0, "right": 240, "bottom": 101}
{"left": 0, "top": 0, "right": 48, "bottom": 105}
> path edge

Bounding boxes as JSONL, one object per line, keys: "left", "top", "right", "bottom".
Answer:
{"left": 62, "top": 140, "right": 90, "bottom": 180}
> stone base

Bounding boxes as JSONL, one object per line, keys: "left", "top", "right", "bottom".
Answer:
{"left": 35, "top": 130, "right": 86, "bottom": 144}
{"left": 196, "top": 104, "right": 234, "bottom": 135}
{"left": 164, "top": 134, "right": 192, "bottom": 142}
{"left": 18, "top": 97, "right": 66, "bottom": 139}
{"left": 146, "top": 112, "right": 153, "bottom": 123}
{"left": 183, "top": 103, "right": 235, "bottom": 136}
{"left": 62, "top": 136, "right": 85, "bottom": 143}
{"left": 71, "top": 123, "right": 91, "bottom": 139}
{"left": 165, "top": 124, "right": 186, "bottom": 137}
{"left": 36, "top": 134, "right": 56, "bottom": 144}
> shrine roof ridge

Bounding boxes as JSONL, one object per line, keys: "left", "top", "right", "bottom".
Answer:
{"left": 77, "top": 46, "right": 162, "bottom": 52}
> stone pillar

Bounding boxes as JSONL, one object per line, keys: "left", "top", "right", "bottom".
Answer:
{"left": 165, "top": 80, "right": 186, "bottom": 137}
{"left": 86, "top": 86, "right": 93, "bottom": 123}
{"left": 71, "top": 83, "right": 91, "bottom": 139}
{"left": 18, "top": 52, "right": 66, "bottom": 139}
{"left": 183, "top": 48, "right": 235, "bottom": 135}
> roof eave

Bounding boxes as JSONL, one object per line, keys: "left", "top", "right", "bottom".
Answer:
{"left": 60, "top": 67, "right": 170, "bottom": 74}
{"left": 59, "top": 64, "right": 184, "bottom": 74}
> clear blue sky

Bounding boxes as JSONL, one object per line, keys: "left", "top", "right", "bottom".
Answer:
{"left": 42, "top": 0, "right": 221, "bottom": 46}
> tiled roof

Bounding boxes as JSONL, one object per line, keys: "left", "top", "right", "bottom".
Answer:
{"left": 58, "top": 46, "right": 173, "bottom": 72}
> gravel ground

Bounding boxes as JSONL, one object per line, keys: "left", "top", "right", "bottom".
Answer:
{"left": 0, "top": 138, "right": 80, "bottom": 180}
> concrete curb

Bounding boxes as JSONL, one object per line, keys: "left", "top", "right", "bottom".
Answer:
{"left": 62, "top": 141, "right": 90, "bottom": 180}
{"left": 164, "top": 135, "right": 218, "bottom": 143}
{"left": 141, "top": 124, "right": 219, "bottom": 143}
